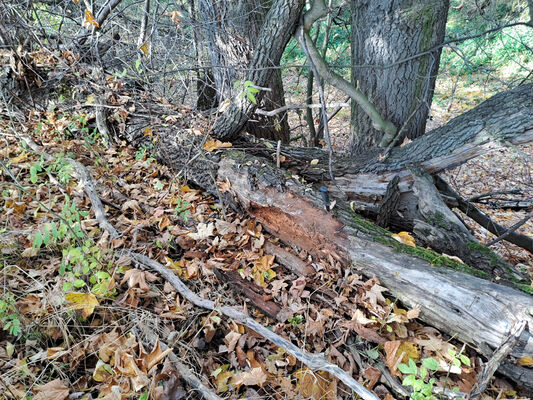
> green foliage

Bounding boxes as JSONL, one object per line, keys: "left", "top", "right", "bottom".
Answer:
{"left": 234, "top": 80, "right": 259, "bottom": 104}
{"left": 32, "top": 195, "right": 115, "bottom": 297}
{"left": 173, "top": 197, "right": 191, "bottom": 222}
{"left": 442, "top": 1, "right": 532, "bottom": 77}
{"left": 288, "top": 314, "right": 304, "bottom": 329}
{"left": 399, "top": 350, "right": 470, "bottom": 400}
{"left": 398, "top": 358, "right": 438, "bottom": 400}
{"left": 0, "top": 293, "right": 22, "bottom": 337}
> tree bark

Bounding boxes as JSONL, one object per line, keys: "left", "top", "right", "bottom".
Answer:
{"left": 350, "top": 0, "right": 449, "bottom": 154}
{"left": 196, "top": 0, "right": 292, "bottom": 142}
{"left": 209, "top": 0, "right": 305, "bottom": 141}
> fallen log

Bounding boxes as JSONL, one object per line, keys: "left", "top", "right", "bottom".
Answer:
{"left": 109, "top": 85, "right": 533, "bottom": 390}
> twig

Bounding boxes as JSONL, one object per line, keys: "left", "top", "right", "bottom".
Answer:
{"left": 486, "top": 211, "right": 533, "bottom": 247}
{"left": 19, "top": 134, "right": 120, "bottom": 239}
{"left": 129, "top": 251, "right": 380, "bottom": 400}
{"left": 134, "top": 326, "right": 222, "bottom": 400}
{"left": 468, "top": 320, "right": 527, "bottom": 400}
{"left": 468, "top": 189, "right": 522, "bottom": 202}
{"left": 255, "top": 102, "right": 349, "bottom": 117}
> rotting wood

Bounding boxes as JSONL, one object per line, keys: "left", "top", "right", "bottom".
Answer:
{"left": 213, "top": 268, "right": 283, "bottom": 320}
{"left": 215, "top": 156, "right": 533, "bottom": 389}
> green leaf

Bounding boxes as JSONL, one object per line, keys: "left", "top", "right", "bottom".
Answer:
{"left": 247, "top": 92, "right": 257, "bottom": 104}
{"left": 402, "top": 374, "right": 415, "bottom": 387}
{"left": 33, "top": 232, "right": 43, "bottom": 248}
{"left": 460, "top": 354, "right": 470, "bottom": 366}
{"left": 422, "top": 357, "right": 439, "bottom": 371}
{"left": 62, "top": 282, "right": 73, "bottom": 292}
{"left": 453, "top": 358, "right": 461, "bottom": 367}
{"left": 408, "top": 359, "right": 418, "bottom": 374}
{"left": 419, "top": 365, "right": 427, "bottom": 379}
{"left": 366, "top": 349, "right": 379, "bottom": 360}
{"left": 447, "top": 349, "right": 457, "bottom": 357}
{"left": 73, "top": 279, "right": 86, "bottom": 288}
{"left": 30, "top": 165, "right": 39, "bottom": 183}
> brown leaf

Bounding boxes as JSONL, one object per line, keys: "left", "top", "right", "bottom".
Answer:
{"left": 33, "top": 379, "right": 69, "bottom": 400}
{"left": 232, "top": 367, "right": 267, "bottom": 387}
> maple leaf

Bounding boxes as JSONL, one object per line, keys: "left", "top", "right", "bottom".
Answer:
{"left": 83, "top": 10, "right": 99, "bottom": 28}
{"left": 139, "top": 339, "right": 173, "bottom": 371}
{"left": 120, "top": 269, "right": 158, "bottom": 292}
{"left": 33, "top": 379, "right": 69, "bottom": 400}
{"left": 203, "top": 139, "right": 232, "bottom": 152}
{"left": 188, "top": 222, "right": 214, "bottom": 240}
{"left": 232, "top": 367, "right": 267, "bottom": 387}
{"left": 65, "top": 292, "right": 99, "bottom": 319}
{"left": 364, "top": 283, "right": 388, "bottom": 308}
{"left": 392, "top": 231, "right": 416, "bottom": 247}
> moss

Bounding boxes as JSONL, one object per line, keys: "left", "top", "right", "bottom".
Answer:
{"left": 426, "top": 212, "right": 450, "bottom": 230}
{"left": 374, "top": 234, "right": 489, "bottom": 278}
{"left": 515, "top": 284, "right": 533, "bottom": 295}
{"left": 467, "top": 241, "right": 501, "bottom": 267}
{"left": 348, "top": 212, "right": 489, "bottom": 278}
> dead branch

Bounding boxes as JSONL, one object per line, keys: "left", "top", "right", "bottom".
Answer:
{"left": 435, "top": 176, "right": 533, "bottom": 254}
{"left": 255, "top": 102, "right": 349, "bottom": 117}
{"left": 129, "top": 251, "right": 381, "bottom": 400}
{"left": 468, "top": 320, "right": 527, "bottom": 400}
{"left": 486, "top": 211, "right": 533, "bottom": 247}
{"left": 135, "top": 325, "right": 222, "bottom": 400}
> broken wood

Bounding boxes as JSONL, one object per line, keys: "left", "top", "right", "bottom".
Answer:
{"left": 213, "top": 268, "right": 283, "bottom": 320}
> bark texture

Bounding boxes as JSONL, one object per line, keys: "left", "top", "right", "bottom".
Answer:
{"left": 196, "top": 0, "right": 292, "bottom": 142}
{"left": 210, "top": 0, "right": 305, "bottom": 141}
{"left": 350, "top": 0, "right": 449, "bottom": 154}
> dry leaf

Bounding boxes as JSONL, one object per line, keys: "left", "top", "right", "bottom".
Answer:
{"left": 65, "top": 292, "right": 99, "bottom": 319}
{"left": 232, "top": 367, "right": 267, "bottom": 387}
{"left": 83, "top": 10, "right": 99, "bottom": 28}
{"left": 204, "top": 139, "right": 232, "bottom": 152}
{"left": 189, "top": 222, "right": 215, "bottom": 240}
{"left": 392, "top": 231, "right": 416, "bottom": 247}
{"left": 33, "top": 379, "right": 69, "bottom": 400}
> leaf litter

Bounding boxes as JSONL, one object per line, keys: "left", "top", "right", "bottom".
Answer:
{"left": 0, "top": 49, "right": 530, "bottom": 400}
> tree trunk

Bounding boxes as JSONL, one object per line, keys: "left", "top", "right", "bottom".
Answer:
{"left": 350, "top": 0, "right": 449, "bottom": 154}
{"left": 209, "top": 0, "right": 305, "bottom": 141}
{"left": 196, "top": 0, "right": 292, "bottom": 142}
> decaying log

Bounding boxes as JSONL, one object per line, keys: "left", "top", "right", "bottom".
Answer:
{"left": 111, "top": 85, "right": 533, "bottom": 390}
{"left": 214, "top": 155, "right": 533, "bottom": 390}
{"left": 213, "top": 268, "right": 283, "bottom": 320}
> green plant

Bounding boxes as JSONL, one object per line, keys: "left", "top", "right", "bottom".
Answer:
{"left": 173, "top": 197, "right": 191, "bottom": 222}
{"left": 398, "top": 358, "right": 439, "bottom": 400}
{"left": 0, "top": 293, "right": 22, "bottom": 336}
{"left": 233, "top": 80, "right": 259, "bottom": 104}
{"left": 32, "top": 196, "right": 115, "bottom": 297}
{"left": 288, "top": 314, "right": 304, "bottom": 329}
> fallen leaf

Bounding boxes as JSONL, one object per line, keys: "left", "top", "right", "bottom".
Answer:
{"left": 204, "top": 139, "right": 232, "bottom": 152}
{"left": 232, "top": 367, "right": 267, "bottom": 387}
{"left": 189, "top": 222, "right": 215, "bottom": 240}
{"left": 33, "top": 379, "right": 69, "bottom": 400}
{"left": 65, "top": 292, "right": 99, "bottom": 319}
{"left": 83, "top": 10, "right": 99, "bottom": 28}
{"left": 392, "top": 231, "right": 416, "bottom": 247}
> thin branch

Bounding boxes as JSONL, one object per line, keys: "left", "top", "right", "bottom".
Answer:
{"left": 297, "top": 1, "right": 397, "bottom": 139}
{"left": 486, "top": 211, "right": 533, "bottom": 247}
{"left": 468, "top": 320, "right": 527, "bottom": 400}
{"left": 299, "top": 11, "right": 343, "bottom": 196}
{"left": 130, "top": 252, "right": 380, "bottom": 400}
{"left": 255, "top": 102, "right": 349, "bottom": 117}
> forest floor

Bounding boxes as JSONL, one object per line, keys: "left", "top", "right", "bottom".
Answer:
{"left": 0, "top": 51, "right": 532, "bottom": 400}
